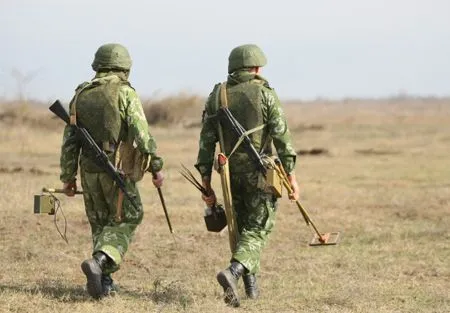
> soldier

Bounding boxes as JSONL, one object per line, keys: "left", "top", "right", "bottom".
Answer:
{"left": 60, "top": 43, "right": 164, "bottom": 299}
{"left": 195, "top": 44, "right": 299, "bottom": 307}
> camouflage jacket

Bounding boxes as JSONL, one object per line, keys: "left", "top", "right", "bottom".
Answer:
{"left": 60, "top": 71, "right": 161, "bottom": 183}
{"left": 195, "top": 71, "right": 296, "bottom": 178}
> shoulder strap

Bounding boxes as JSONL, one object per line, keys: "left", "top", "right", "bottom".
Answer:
{"left": 215, "top": 82, "right": 227, "bottom": 154}
{"left": 69, "top": 82, "right": 91, "bottom": 126}
{"left": 228, "top": 124, "right": 266, "bottom": 158}
{"left": 219, "top": 82, "right": 228, "bottom": 108}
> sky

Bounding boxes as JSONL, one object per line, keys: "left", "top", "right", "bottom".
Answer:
{"left": 1, "top": 0, "right": 449, "bottom": 102}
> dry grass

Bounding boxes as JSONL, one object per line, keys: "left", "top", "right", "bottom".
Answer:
{"left": 0, "top": 97, "right": 449, "bottom": 313}
{"left": 142, "top": 93, "right": 204, "bottom": 126}
{"left": 0, "top": 100, "right": 61, "bottom": 130}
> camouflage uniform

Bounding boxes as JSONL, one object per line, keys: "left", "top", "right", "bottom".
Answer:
{"left": 196, "top": 70, "right": 296, "bottom": 274}
{"left": 196, "top": 43, "right": 297, "bottom": 307}
{"left": 60, "top": 71, "right": 161, "bottom": 273}
{"left": 60, "top": 44, "right": 162, "bottom": 298}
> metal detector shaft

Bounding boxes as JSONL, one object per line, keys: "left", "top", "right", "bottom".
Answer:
{"left": 42, "top": 187, "right": 84, "bottom": 195}
{"left": 294, "top": 201, "right": 327, "bottom": 243}
{"left": 274, "top": 160, "right": 327, "bottom": 243}
{"left": 274, "top": 160, "right": 310, "bottom": 225}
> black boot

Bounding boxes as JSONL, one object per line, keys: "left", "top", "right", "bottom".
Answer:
{"left": 81, "top": 252, "right": 111, "bottom": 299}
{"left": 101, "top": 274, "right": 119, "bottom": 296}
{"left": 216, "top": 261, "right": 246, "bottom": 307}
{"left": 243, "top": 274, "right": 259, "bottom": 299}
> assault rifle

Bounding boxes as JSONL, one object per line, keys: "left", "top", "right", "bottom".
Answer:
{"left": 218, "top": 107, "right": 267, "bottom": 176}
{"left": 49, "top": 100, "right": 140, "bottom": 211}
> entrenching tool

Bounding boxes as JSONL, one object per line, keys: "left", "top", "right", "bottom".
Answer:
{"left": 273, "top": 159, "right": 340, "bottom": 246}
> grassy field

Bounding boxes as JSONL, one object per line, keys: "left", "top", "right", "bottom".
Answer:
{"left": 0, "top": 98, "right": 448, "bottom": 313}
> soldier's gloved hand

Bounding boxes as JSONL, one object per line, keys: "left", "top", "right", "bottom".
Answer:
{"left": 152, "top": 171, "right": 164, "bottom": 188}
{"left": 63, "top": 180, "right": 77, "bottom": 197}
{"left": 202, "top": 189, "right": 216, "bottom": 208}
{"left": 287, "top": 173, "right": 299, "bottom": 201}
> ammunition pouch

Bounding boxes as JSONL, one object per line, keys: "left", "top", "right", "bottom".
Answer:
{"left": 116, "top": 141, "right": 150, "bottom": 182}
{"left": 257, "top": 155, "right": 283, "bottom": 198}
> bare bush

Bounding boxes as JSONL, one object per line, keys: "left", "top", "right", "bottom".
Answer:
{"left": 0, "top": 100, "right": 62, "bottom": 130}
{"left": 142, "top": 93, "right": 204, "bottom": 126}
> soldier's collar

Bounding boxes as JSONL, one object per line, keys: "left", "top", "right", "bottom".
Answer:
{"left": 94, "top": 71, "right": 129, "bottom": 82}
{"left": 227, "top": 71, "right": 268, "bottom": 86}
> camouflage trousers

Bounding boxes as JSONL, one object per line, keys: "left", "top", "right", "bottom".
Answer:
{"left": 230, "top": 171, "right": 277, "bottom": 274}
{"left": 80, "top": 168, "right": 143, "bottom": 274}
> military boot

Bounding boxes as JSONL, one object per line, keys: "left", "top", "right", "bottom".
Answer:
{"left": 101, "top": 274, "right": 119, "bottom": 296}
{"left": 81, "top": 251, "right": 111, "bottom": 299}
{"left": 216, "top": 261, "right": 246, "bottom": 307}
{"left": 243, "top": 274, "right": 259, "bottom": 299}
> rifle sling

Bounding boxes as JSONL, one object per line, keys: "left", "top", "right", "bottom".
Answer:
{"left": 227, "top": 124, "right": 265, "bottom": 158}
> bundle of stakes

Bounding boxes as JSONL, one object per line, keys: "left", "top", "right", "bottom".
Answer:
{"left": 179, "top": 164, "right": 209, "bottom": 197}
{"left": 179, "top": 164, "right": 227, "bottom": 232}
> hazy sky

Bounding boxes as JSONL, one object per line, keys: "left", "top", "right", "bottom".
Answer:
{"left": 1, "top": 0, "right": 449, "bottom": 101}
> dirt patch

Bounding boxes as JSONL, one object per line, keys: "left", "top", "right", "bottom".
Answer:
{"left": 355, "top": 148, "right": 401, "bottom": 156}
{"left": 293, "top": 123, "right": 325, "bottom": 132}
{"left": 0, "top": 166, "right": 50, "bottom": 175}
{"left": 0, "top": 166, "right": 24, "bottom": 173}
{"left": 296, "top": 148, "right": 329, "bottom": 156}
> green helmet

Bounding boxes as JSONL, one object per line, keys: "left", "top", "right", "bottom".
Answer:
{"left": 228, "top": 44, "right": 267, "bottom": 74}
{"left": 91, "top": 43, "right": 132, "bottom": 71}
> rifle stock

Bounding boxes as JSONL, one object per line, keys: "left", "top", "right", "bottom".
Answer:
{"left": 49, "top": 100, "right": 71, "bottom": 124}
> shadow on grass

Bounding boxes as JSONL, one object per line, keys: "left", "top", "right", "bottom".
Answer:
{"left": 0, "top": 279, "right": 86, "bottom": 303}
{"left": 0, "top": 278, "right": 194, "bottom": 308}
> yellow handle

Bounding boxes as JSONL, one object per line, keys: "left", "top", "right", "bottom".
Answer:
{"left": 273, "top": 161, "right": 326, "bottom": 243}
{"left": 42, "top": 187, "right": 84, "bottom": 195}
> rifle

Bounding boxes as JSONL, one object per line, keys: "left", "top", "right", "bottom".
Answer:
{"left": 49, "top": 100, "right": 140, "bottom": 212}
